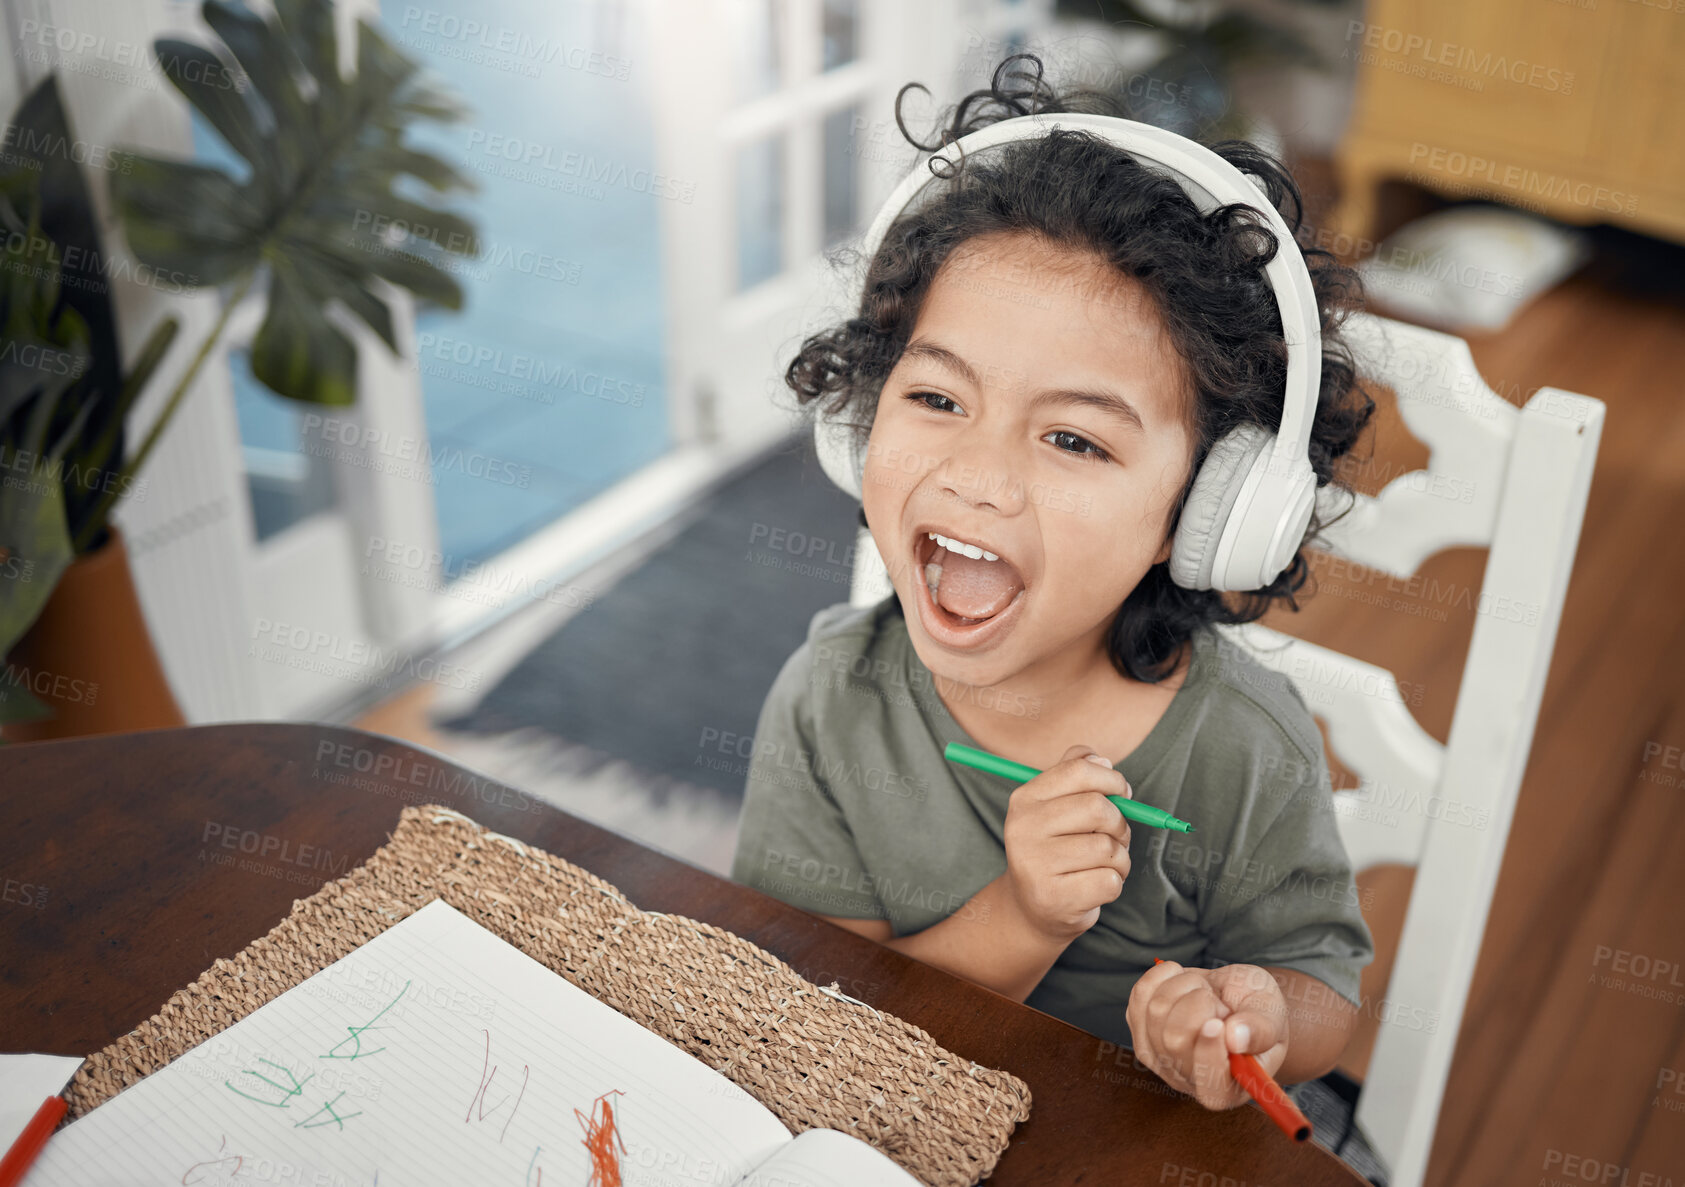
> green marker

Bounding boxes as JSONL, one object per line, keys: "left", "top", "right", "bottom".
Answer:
{"left": 944, "top": 741, "right": 1195, "bottom": 833}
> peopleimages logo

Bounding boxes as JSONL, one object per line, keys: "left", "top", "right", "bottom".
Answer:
{"left": 201, "top": 821, "right": 353, "bottom": 874}
{"left": 0, "top": 338, "right": 85, "bottom": 379}
{"left": 248, "top": 618, "right": 481, "bottom": 692}
{"left": 299, "top": 413, "right": 532, "bottom": 487}
{"left": 461, "top": 129, "right": 695, "bottom": 203}
{"left": 1407, "top": 142, "right": 1637, "bottom": 216}
{"left": 361, "top": 536, "right": 598, "bottom": 611}
{"left": 0, "top": 227, "right": 196, "bottom": 295}
{"left": 0, "top": 123, "right": 133, "bottom": 173}
{"left": 397, "top": 7, "right": 631, "bottom": 80}
{"left": 1345, "top": 20, "right": 1576, "bottom": 93}
{"left": 14, "top": 20, "right": 249, "bottom": 92}
{"left": 0, "top": 661, "right": 98, "bottom": 708}
{"left": 413, "top": 332, "right": 645, "bottom": 407}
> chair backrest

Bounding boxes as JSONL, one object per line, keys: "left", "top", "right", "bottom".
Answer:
{"left": 836, "top": 312, "right": 1605, "bottom": 1187}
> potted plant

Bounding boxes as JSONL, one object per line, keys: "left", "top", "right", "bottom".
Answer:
{"left": 0, "top": 0, "right": 480, "bottom": 741}
{"left": 1052, "top": 0, "right": 1355, "bottom": 143}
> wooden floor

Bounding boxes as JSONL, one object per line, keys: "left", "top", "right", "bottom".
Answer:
{"left": 356, "top": 162, "right": 1685, "bottom": 1185}
{"left": 1284, "top": 156, "right": 1685, "bottom": 1186}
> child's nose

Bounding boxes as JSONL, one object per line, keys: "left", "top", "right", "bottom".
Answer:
{"left": 937, "top": 441, "right": 1024, "bottom": 510}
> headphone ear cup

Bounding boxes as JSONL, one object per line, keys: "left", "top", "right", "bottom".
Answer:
{"left": 1168, "top": 423, "right": 1273, "bottom": 590}
{"left": 813, "top": 410, "right": 865, "bottom": 501}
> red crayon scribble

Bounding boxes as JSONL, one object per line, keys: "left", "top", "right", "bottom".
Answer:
{"left": 466, "top": 1028, "right": 529, "bottom": 1142}
{"left": 574, "top": 1090, "right": 627, "bottom": 1187}
{"left": 501, "top": 1062, "right": 530, "bottom": 1143}
{"left": 181, "top": 1134, "right": 242, "bottom": 1184}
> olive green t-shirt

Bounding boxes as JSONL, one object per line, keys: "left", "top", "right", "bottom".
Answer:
{"left": 728, "top": 594, "right": 1375, "bottom": 1050}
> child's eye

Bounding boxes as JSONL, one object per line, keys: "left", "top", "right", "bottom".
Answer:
{"left": 905, "top": 392, "right": 1111, "bottom": 462}
{"left": 904, "top": 390, "right": 959, "bottom": 414}
{"left": 1045, "top": 430, "right": 1111, "bottom": 463}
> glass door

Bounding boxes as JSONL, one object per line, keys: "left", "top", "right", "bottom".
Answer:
{"left": 649, "top": 0, "right": 879, "bottom": 461}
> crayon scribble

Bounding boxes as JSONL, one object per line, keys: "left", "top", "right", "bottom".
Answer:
{"left": 226, "top": 1058, "right": 312, "bottom": 1108}
{"left": 180, "top": 1134, "right": 242, "bottom": 1184}
{"left": 228, "top": 980, "right": 408, "bottom": 1127}
{"left": 323, "top": 979, "right": 412, "bottom": 1061}
{"left": 295, "top": 1089, "right": 364, "bottom": 1130}
{"left": 465, "top": 1028, "right": 530, "bottom": 1142}
{"left": 575, "top": 1090, "right": 627, "bottom": 1187}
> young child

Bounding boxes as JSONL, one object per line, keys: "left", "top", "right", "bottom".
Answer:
{"left": 729, "top": 55, "right": 1377, "bottom": 1118}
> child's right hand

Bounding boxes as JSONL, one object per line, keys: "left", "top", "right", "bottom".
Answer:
{"left": 1001, "top": 743, "right": 1133, "bottom": 943}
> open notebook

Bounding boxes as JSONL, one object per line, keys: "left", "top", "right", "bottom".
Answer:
{"left": 22, "top": 899, "right": 925, "bottom": 1187}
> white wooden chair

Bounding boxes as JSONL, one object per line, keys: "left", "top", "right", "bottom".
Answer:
{"left": 829, "top": 311, "right": 1605, "bottom": 1187}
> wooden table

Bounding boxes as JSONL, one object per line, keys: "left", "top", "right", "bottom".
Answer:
{"left": 0, "top": 724, "right": 1366, "bottom": 1185}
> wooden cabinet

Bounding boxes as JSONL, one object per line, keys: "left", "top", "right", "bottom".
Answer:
{"left": 1330, "top": 0, "right": 1685, "bottom": 247}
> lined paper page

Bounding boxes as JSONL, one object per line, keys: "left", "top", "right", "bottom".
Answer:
{"left": 22, "top": 899, "right": 793, "bottom": 1186}
{"left": 745, "top": 1128, "right": 924, "bottom": 1187}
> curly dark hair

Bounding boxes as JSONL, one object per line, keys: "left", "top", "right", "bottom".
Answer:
{"left": 786, "top": 54, "right": 1375, "bottom": 683}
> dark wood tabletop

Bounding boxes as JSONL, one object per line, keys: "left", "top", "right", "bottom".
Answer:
{"left": 0, "top": 723, "right": 1366, "bottom": 1186}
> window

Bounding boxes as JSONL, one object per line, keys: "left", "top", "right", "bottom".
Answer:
{"left": 822, "top": 103, "right": 860, "bottom": 247}
{"left": 736, "top": 134, "right": 786, "bottom": 289}
{"left": 735, "top": 0, "right": 786, "bottom": 101}
{"left": 821, "top": 0, "right": 858, "bottom": 70}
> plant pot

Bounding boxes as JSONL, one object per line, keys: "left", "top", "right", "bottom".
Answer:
{"left": 1, "top": 525, "right": 185, "bottom": 742}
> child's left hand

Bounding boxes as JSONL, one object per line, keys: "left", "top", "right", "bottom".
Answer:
{"left": 1125, "top": 961, "right": 1290, "bottom": 1110}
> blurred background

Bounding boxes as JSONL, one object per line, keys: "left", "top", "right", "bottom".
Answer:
{"left": 2, "top": 2, "right": 1683, "bottom": 1183}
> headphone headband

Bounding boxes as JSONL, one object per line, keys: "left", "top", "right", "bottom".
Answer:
{"left": 852, "top": 113, "right": 1321, "bottom": 479}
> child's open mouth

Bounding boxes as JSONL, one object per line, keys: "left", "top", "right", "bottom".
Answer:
{"left": 911, "top": 527, "right": 1028, "bottom": 649}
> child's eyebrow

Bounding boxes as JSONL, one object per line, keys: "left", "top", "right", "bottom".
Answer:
{"left": 902, "top": 337, "right": 1147, "bottom": 434}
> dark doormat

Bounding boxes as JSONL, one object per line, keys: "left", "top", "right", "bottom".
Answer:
{"left": 439, "top": 428, "right": 865, "bottom": 803}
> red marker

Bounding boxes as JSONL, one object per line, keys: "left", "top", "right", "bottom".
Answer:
{"left": 1152, "top": 959, "right": 1312, "bottom": 1142}
{"left": 0, "top": 1093, "right": 69, "bottom": 1187}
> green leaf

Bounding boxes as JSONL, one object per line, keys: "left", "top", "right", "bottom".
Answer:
{"left": 121, "top": 316, "right": 182, "bottom": 408}
{"left": 17, "top": 356, "right": 64, "bottom": 458}
{"left": 250, "top": 264, "right": 356, "bottom": 405}
{"left": 289, "top": 248, "right": 397, "bottom": 351}
{"left": 0, "top": 328, "right": 83, "bottom": 432}
{"left": 0, "top": 441, "right": 74, "bottom": 664}
{"left": 0, "top": 75, "right": 131, "bottom": 554}
{"left": 273, "top": 0, "right": 343, "bottom": 107}
{"left": 201, "top": 0, "right": 310, "bottom": 181}
{"left": 109, "top": 156, "right": 259, "bottom": 285}
{"left": 320, "top": 190, "right": 479, "bottom": 257}
{"left": 46, "top": 390, "right": 97, "bottom": 463}
{"left": 80, "top": 314, "right": 181, "bottom": 482}
{"left": 357, "top": 241, "right": 464, "bottom": 310}
{"left": 355, "top": 144, "right": 476, "bottom": 195}
{"left": 154, "top": 38, "right": 278, "bottom": 185}
{"left": 109, "top": 0, "right": 478, "bottom": 409}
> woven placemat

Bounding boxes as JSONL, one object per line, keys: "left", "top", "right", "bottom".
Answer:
{"left": 64, "top": 804, "right": 1032, "bottom": 1186}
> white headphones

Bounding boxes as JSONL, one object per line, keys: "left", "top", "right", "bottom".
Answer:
{"left": 811, "top": 112, "right": 1322, "bottom": 593}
